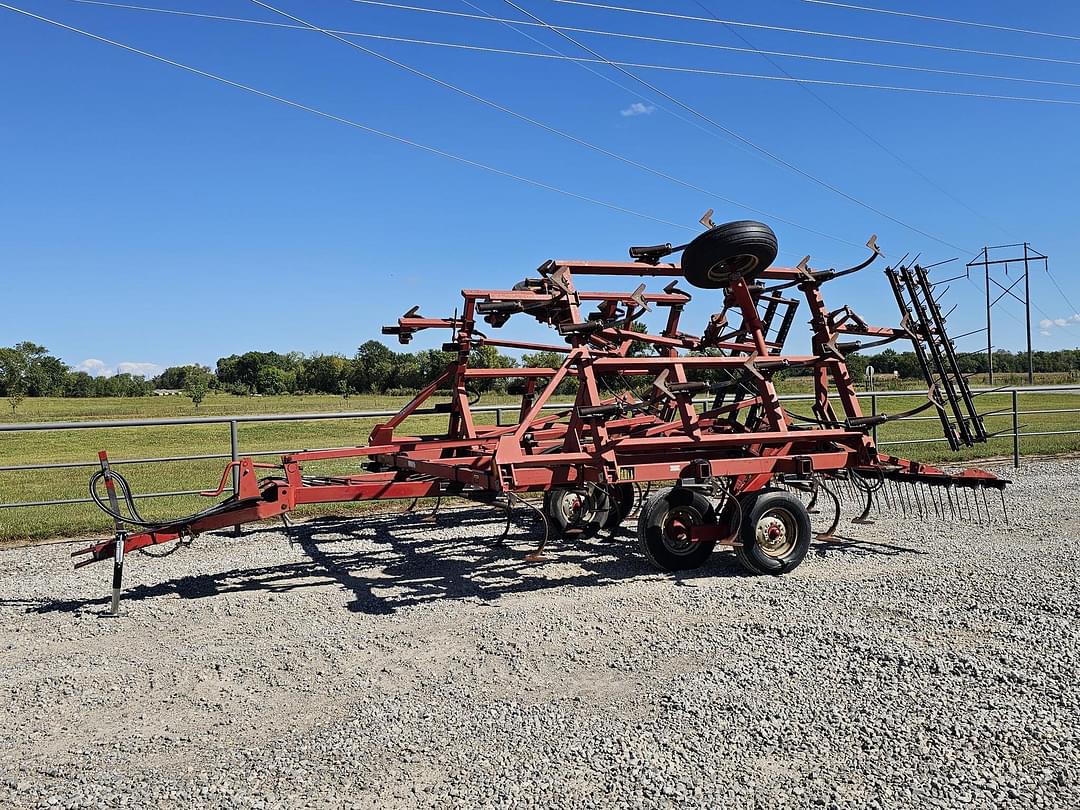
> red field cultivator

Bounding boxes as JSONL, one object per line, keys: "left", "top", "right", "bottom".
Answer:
{"left": 75, "top": 216, "right": 1007, "bottom": 610}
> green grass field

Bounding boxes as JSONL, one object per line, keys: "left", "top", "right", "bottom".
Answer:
{"left": 2, "top": 387, "right": 1078, "bottom": 541}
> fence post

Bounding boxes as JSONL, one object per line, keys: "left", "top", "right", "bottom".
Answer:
{"left": 871, "top": 394, "right": 878, "bottom": 446}
{"left": 230, "top": 420, "right": 241, "bottom": 535}
{"left": 1011, "top": 389, "right": 1020, "bottom": 469}
{"left": 496, "top": 408, "right": 502, "bottom": 427}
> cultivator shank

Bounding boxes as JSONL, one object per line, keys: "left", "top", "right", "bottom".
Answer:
{"left": 73, "top": 216, "right": 1008, "bottom": 601}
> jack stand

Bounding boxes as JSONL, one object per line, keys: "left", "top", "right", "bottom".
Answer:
{"left": 96, "top": 450, "right": 128, "bottom": 618}
{"left": 102, "top": 530, "right": 127, "bottom": 618}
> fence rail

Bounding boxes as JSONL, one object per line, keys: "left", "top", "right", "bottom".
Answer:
{"left": 2, "top": 385, "right": 1078, "bottom": 511}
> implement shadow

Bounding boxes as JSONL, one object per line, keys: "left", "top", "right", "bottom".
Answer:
{"left": 12, "top": 505, "right": 751, "bottom": 616}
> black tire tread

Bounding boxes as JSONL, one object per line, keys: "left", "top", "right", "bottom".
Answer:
{"left": 681, "top": 220, "right": 778, "bottom": 289}
{"left": 734, "top": 489, "right": 812, "bottom": 576}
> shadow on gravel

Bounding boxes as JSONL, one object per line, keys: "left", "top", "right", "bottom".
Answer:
{"left": 811, "top": 534, "right": 926, "bottom": 559}
{"left": 13, "top": 506, "right": 756, "bottom": 616}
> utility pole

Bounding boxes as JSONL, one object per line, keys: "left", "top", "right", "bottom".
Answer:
{"left": 1023, "top": 243, "right": 1034, "bottom": 385}
{"left": 966, "top": 243, "right": 1046, "bottom": 387}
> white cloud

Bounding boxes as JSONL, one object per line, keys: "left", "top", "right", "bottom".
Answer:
{"left": 76, "top": 359, "right": 111, "bottom": 377}
{"left": 76, "top": 359, "right": 164, "bottom": 379}
{"left": 118, "top": 361, "right": 165, "bottom": 379}
{"left": 1039, "top": 314, "right": 1079, "bottom": 334}
{"left": 620, "top": 102, "right": 656, "bottom": 117}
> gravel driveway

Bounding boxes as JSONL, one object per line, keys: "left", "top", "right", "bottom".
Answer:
{"left": 1, "top": 459, "right": 1077, "bottom": 809}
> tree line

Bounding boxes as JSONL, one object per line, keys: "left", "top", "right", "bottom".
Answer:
{"left": 2, "top": 340, "right": 1078, "bottom": 412}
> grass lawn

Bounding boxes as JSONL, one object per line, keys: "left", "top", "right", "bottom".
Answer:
{"left": 1, "top": 387, "right": 1078, "bottom": 541}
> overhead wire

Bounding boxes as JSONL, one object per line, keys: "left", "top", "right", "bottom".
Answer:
{"left": 801, "top": 1, "right": 1080, "bottom": 44}
{"left": 1044, "top": 268, "right": 1080, "bottom": 319}
{"left": 63, "top": 2, "right": 1080, "bottom": 108}
{"left": 688, "top": 0, "right": 1014, "bottom": 238}
{"left": 453, "top": 0, "right": 784, "bottom": 174}
{"left": 501, "top": 0, "right": 973, "bottom": 253}
{"left": 322, "top": 0, "right": 1080, "bottom": 91}
{"left": 237, "top": 0, "right": 863, "bottom": 249}
{"left": 0, "top": 1, "right": 696, "bottom": 232}
{"left": 553, "top": 0, "right": 1080, "bottom": 69}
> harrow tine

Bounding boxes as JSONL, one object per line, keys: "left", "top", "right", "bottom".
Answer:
{"left": 401, "top": 497, "right": 420, "bottom": 514}
{"left": 894, "top": 479, "right": 907, "bottom": 516}
{"left": 999, "top": 488, "right": 1009, "bottom": 525}
{"left": 981, "top": 485, "right": 991, "bottom": 524}
{"left": 925, "top": 484, "right": 938, "bottom": 520}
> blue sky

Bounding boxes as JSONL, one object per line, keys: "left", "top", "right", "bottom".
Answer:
{"left": 1, "top": 0, "right": 1078, "bottom": 376}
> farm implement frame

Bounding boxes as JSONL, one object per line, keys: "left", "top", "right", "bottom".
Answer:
{"left": 74, "top": 217, "right": 1007, "bottom": 612}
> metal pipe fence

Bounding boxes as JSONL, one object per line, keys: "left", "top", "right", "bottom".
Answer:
{"left": 1, "top": 385, "right": 1078, "bottom": 512}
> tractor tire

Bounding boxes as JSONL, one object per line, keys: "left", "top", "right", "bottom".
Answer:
{"left": 680, "top": 220, "right": 778, "bottom": 289}
{"left": 735, "top": 490, "right": 812, "bottom": 575}
{"left": 636, "top": 487, "right": 717, "bottom": 572}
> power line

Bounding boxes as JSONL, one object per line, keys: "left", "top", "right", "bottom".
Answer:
{"left": 63, "top": 3, "right": 1080, "bottom": 107}
{"left": 503, "top": 0, "right": 972, "bottom": 253}
{"left": 688, "top": 0, "right": 1014, "bottom": 238}
{"left": 72, "top": 0, "right": 798, "bottom": 190}
{"left": 1044, "top": 267, "right": 1080, "bottom": 321}
{"left": 239, "top": 0, "right": 862, "bottom": 248}
{"left": 801, "top": 0, "right": 1080, "bottom": 44}
{"left": 0, "top": 2, "right": 696, "bottom": 233}
{"left": 453, "top": 0, "right": 783, "bottom": 177}
{"left": 332, "top": 0, "right": 1080, "bottom": 91}
{"left": 553, "top": 0, "right": 1080, "bottom": 69}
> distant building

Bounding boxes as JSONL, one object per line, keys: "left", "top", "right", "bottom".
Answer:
{"left": 153, "top": 389, "right": 182, "bottom": 396}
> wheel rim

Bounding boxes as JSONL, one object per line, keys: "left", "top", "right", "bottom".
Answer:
{"left": 661, "top": 506, "right": 702, "bottom": 555}
{"left": 706, "top": 253, "right": 759, "bottom": 283}
{"left": 555, "top": 490, "right": 588, "bottom": 525}
{"left": 755, "top": 507, "right": 797, "bottom": 558}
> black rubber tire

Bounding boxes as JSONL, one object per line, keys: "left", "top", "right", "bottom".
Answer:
{"left": 636, "top": 487, "right": 717, "bottom": 572}
{"left": 680, "top": 220, "right": 778, "bottom": 289}
{"left": 602, "top": 483, "right": 636, "bottom": 530}
{"left": 735, "top": 490, "right": 812, "bottom": 575}
{"left": 544, "top": 487, "right": 611, "bottom": 539}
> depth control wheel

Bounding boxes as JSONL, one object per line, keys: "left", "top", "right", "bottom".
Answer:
{"left": 544, "top": 487, "right": 611, "bottom": 539}
{"left": 636, "top": 487, "right": 717, "bottom": 572}
{"left": 680, "top": 220, "right": 778, "bottom": 289}
{"left": 735, "top": 490, "right": 812, "bottom": 575}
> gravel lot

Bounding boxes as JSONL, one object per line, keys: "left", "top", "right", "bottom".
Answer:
{"left": 1, "top": 459, "right": 1077, "bottom": 809}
